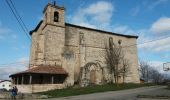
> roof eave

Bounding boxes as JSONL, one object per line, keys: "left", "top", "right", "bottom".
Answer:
{"left": 29, "top": 20, "right": 43, "bottom": 35}
{"left": 65, "top": 23, "right": 138, "bottom": 39}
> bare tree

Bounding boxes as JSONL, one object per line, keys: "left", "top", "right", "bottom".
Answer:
{"left": 149, "top": 67, "right": 164, "bottom": 84}
{"left": 105, "top": 38, "right": 130, "bottom": 85}
{"left": 139, "top": 60, "right": 149, "bottom": 82}
{"left": 121, "top": 59, "right": 130, "bottom": 84}
{"left": 139, "top": 60, "right": 164, "bottom": 84}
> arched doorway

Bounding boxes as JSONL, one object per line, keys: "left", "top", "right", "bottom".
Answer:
{"left": 80, "top": 61, "right": 103, "bottom": 86}
{"left": 90, "top": 70, "right": 96, "bottom": 84}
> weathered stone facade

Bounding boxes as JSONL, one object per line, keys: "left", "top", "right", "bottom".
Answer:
{"left": 27, "top": 3, "right": 140, "bottom": 92}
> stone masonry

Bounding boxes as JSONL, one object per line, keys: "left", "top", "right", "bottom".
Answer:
{"left": 28, "top": 3, "right": 140, "bottom": 91}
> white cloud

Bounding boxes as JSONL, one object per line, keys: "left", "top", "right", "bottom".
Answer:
{"left": 150, "top": 61, "right": 164, "bottom": 73}
{"left": 139, "top": 37, "right": 170, "bottom": 52}
{"left": 130, "top": 6, "right": 140, "bottom": 16}
{"left": 161, "top": 54, "right": 170, "bottom": 59}
{"left": 0, "top": 21, "right": 14, "bottom": 40}
{"left": 0, "top": 57, "right": 29, "bottom": 79}
{"left": 0, "top": 27, "right": 11, "bottom": 38}
{"left": 11, "top": 34, "right": 18, "bottom": 39}
{"left": 38, "top": 15, "right": 43, "bottom": 20}
{"left": 137, "top": 16, "right": 170, "bottom": 52}
{"left": 18, "top": 57, "right": 29, "bottom": 64}
{"left": 150, "top": 17, "right": 170, "bottom": 34}
{"left": 112, "top": 25, "right": 137, "bottom": 35}
{"left": 68, "top": 1, "right": 169, "bottom": 54}
{"left": 68, "top": 1, "right": 114, "bottom": 30}
{"left": 148, "top": 0, "right": 168, "bottom": 10}
{"left": 83, "top": 1, "right": 113, "bottom": 23}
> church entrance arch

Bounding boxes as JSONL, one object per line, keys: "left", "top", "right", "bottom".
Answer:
{"left": 80, "top": 61, "right": 103, "bottom": 86}
{"left": 90, "top": 69, "right": 96, "bottom": 84}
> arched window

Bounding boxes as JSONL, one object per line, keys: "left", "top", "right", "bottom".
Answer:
{"left": 54, "top": 11, "right": 59, "bottom": 22}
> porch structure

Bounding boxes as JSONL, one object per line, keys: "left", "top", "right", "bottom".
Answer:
{"left": 9, "top": 66, "right": 68, "bottom": 93}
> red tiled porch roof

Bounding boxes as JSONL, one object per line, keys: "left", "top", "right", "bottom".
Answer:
{"left": 9, "top": 66, "right": 68, "bottom": 77}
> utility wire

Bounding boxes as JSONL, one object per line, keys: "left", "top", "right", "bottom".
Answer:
{"left": 2, "top": 0, "right": 170, "bottom": 66}
{"left": 8, "top": 0, "right": 30, "bottom": 33}
{"left": 5, "top": 0, "right": 31, "bottom": 40}
{"left": 1, "top": 35, "right": 170, "bottom": 66}
{"left": 122, "top": 35, "right": 170, "bottom": 48}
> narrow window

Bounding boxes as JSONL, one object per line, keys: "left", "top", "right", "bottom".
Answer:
{"left": 54, "top": 11, "right": 59, "bottom": 22}
{"left": 79, "top": 32, "right": 84, "bottom": 45}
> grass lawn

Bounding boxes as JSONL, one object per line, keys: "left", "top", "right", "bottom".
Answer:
{"left": 38, "top": 83, "right": 154, "bottom": 98}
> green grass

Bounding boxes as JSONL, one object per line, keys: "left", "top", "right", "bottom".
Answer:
{"left": 167, "top": 83, "right": 170, "bottom": 89}
{"left": 38, "top": 83, "right": 154, "bottom": 98}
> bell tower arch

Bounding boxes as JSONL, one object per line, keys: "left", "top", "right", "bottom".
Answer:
{"left": 43, "top": 2, "right": 65, "bottom": 27}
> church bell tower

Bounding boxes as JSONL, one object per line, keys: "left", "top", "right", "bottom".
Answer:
{"left": 43, "top": 1, "right": 65, "bottom": 27}
{"left": 43, "top": 1, "right": 65, "bottom": 66}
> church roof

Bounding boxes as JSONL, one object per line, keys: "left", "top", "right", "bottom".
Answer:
{"left": 9, "top": 66, "right": 68, "bottom": 77}
{"left": 29, "top": 20, "right": 138, "bottom": 39}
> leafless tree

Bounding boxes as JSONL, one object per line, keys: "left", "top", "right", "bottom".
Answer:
{"left": 139, "top": 60, "right": 149, "bottom": 82}
{"left": 121, "top": 59, "right": 130, "bottom": 84}
{"left": 105, "top": 38, "right": 130, "bottom": 85}
{"left": 149, "top": 67, "right": 164, "bottom": 84}
{"left": 139, "top": 60, "right": 164, "bottom": 84}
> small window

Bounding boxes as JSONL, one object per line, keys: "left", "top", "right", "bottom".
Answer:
{"left": 9, "top": 85, "right": 11, "bottom": 87}
{"left": 2, "top": 84, "right": 5, "bottom": 87}
{"left": 54, "top": 11, "right": 59, "bottom": 22}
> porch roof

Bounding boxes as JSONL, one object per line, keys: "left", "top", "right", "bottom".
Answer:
{"left": 9, "top": 66, "right": 68, "bottom": 77}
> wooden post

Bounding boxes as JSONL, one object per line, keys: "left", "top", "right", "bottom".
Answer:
{"left": 13, "top": 77, "right": 15, "bottom": 84}
{"left": 17, "top": 76, "right": 19, "bottom": 85}
{"left": 21, "top": 75, "right": 24, "bottom": 84}
{"left": 29, "top": 75, "right": 32, "bottom": 84}
{"left": 51, "top": 76, "right": 54, "bottom": 84}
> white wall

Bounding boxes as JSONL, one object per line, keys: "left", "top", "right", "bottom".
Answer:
{"left": 0, "top": 81, "right": 12, "bottom": 91}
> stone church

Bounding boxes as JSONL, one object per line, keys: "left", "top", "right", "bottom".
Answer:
{"left": 10, "top": 2, "right": 140, "bottom": 93}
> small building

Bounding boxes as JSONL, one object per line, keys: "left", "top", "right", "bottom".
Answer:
{"left": 10, "top": 2, "right": 140, "bottom": 93}
{"left": 0, "top": 80, "right": 12, "bottom": 91}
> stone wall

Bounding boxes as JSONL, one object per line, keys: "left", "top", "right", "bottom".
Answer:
{"left": 29, "top": 23, "right": 140, "bottom": 88}
{"left": 65, "top": 25, "right": 140, "bottom": 84}
{"left": 43, "top": 25, "right": 65, "bottom": 66}
{"left": 29, "top": 4, "right": 140, "bottom": 92}
{"left": 16, "top": 84, "right": 64, "bottom": 93}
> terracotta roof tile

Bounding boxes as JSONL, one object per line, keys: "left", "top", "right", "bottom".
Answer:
{"left": 9, "top": 66, "right": 67, "bottom": 77}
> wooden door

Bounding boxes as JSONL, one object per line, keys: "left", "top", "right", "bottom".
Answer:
{"left": 90, "top": 70, "right": 96, "bottom": 84}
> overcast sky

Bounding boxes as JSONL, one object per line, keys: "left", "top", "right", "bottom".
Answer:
{"left": 0, "top": 0, "right": 170, "bottom": 79}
